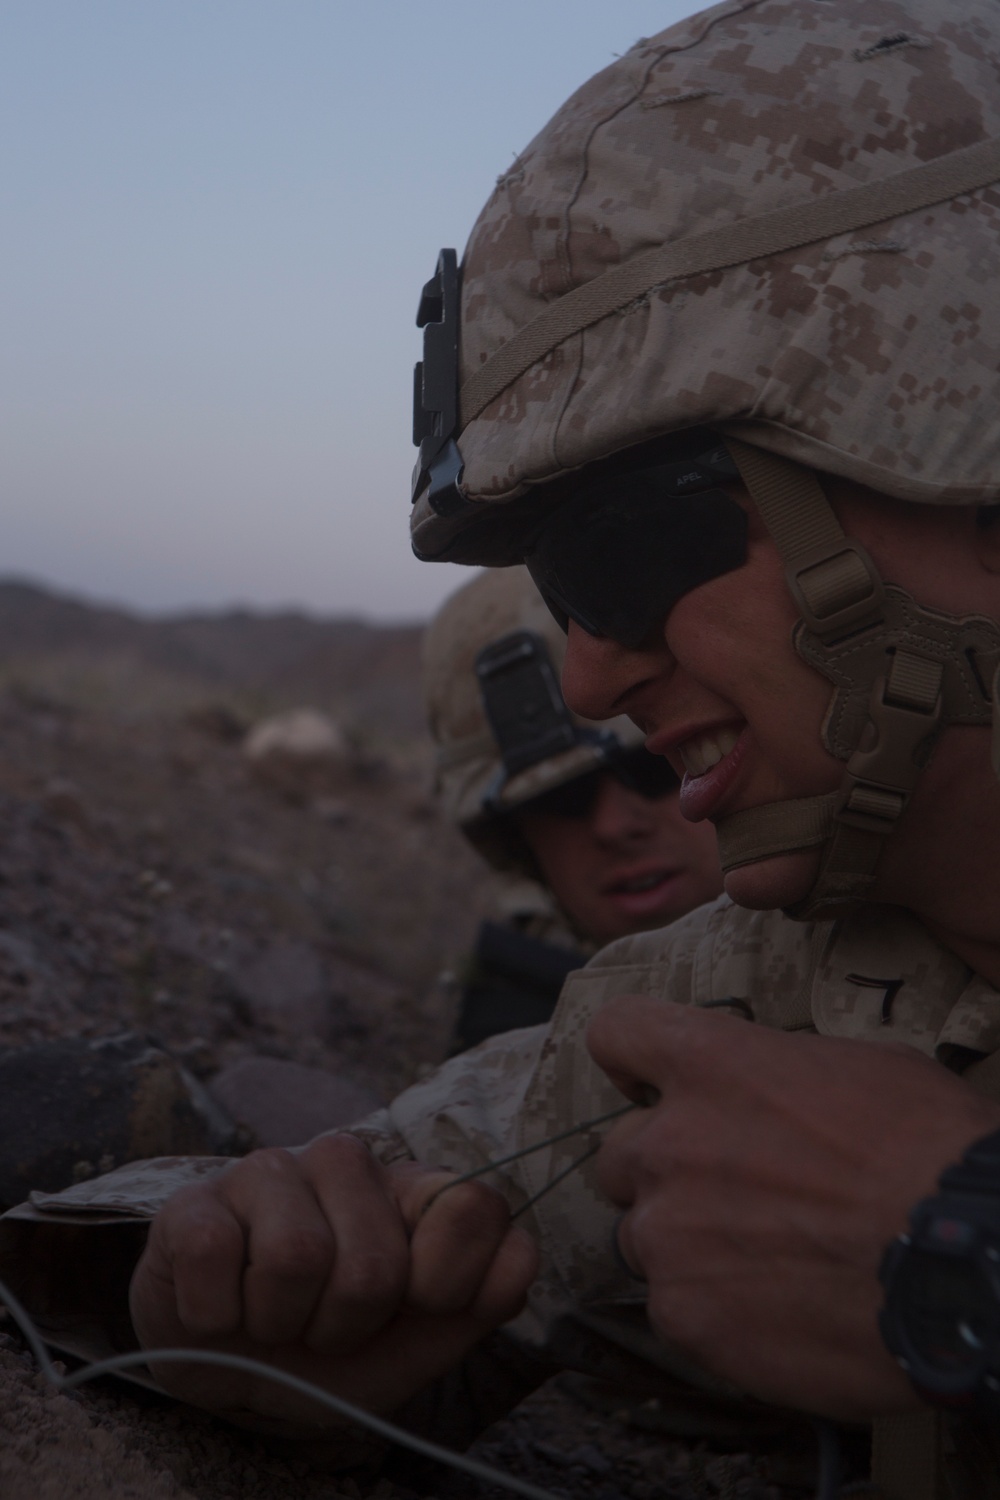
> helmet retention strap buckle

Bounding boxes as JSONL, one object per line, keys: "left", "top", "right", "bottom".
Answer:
{"left": 786, "top": 539, "right": 884, "bottom": 642}
{"left": 785, "top": 663, "right": 943, "bottom": 918}
{"left": 720, "top": 439, "right": 952, "bottom": 917}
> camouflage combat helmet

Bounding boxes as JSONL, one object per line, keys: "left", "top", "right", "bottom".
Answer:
{"left": 411, "top": 0, "right": 1000, "bottom": 919}
{"left": 423, "top": 566, "right": 642, "bottom": 872}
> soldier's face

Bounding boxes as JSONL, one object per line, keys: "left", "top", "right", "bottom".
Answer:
{"left": 560, "top": 480, "right": 1000, "bottom": 921}
{"left": 516, "top": 773, "right": 722, "bottom": 946}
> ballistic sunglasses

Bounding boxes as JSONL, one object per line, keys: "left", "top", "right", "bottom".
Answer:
{"left": 524, "top": 432, "right": 747, "bottom": 649}
{"left": 521, "top": 745, "right": 680, "bottom": 821}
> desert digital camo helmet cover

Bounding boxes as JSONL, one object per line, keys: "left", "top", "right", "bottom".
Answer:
{"left": 413, "top": 0, "right": 1000, "bottom": 557}
{"left": 423, "top": 566, "right": 643, "bottom": 872}
{"left": 411, "top": 0, "right": 1000, "bottom": 919}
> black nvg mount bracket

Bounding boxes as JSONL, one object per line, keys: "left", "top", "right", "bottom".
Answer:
{"left": 412, "top": 248, "right": 469, "bottom": 517}
{"left": 475, "top": 629, "right": 619, "bottom": 812}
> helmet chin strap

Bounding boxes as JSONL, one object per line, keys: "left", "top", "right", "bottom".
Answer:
{"left": 715, "top": 440, "right": 1000, "bottom": 921}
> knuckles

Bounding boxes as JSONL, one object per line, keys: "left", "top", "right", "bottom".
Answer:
{"left": 428, "top": 1178, "right": 511, "bottom": 1241}
{"left": 173, "top": 1214, "right": 244, "bottom": 1271}
{"left": 154, "top": 1185, "right": 244, "bottom": 1267}
{"left": 333, "top": 1248, "right": 408, "bottom": 1312}
{"left": 226, "top": 1145, "right": 302, "bottom": 1185}
{"left": 300, "top": 1131, "right": 380, "bottom": 1181}
{"left": 253, "top": 1224, "right": 336, "bottom": 1286}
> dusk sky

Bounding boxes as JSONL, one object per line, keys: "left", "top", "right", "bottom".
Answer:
{"left": 2, "top": 2, "right": 697, "bottom": 621}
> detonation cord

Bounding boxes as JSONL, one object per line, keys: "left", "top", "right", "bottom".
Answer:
{"left": 421, "top": 1099, "right": 637, "bottom": 1218}
{"left": 0, "top": 1096, "right": 843, "bottom": 1498}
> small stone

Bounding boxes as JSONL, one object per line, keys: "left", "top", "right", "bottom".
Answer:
{"left": 244, "top": 708, "right": 352, "bottom": 802}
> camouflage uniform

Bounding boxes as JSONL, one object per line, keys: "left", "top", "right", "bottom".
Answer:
{"left": 4, "top": 898, "right": 1000, "bottom": 1489}
{"left": 5, "top": 3, "right": 1000, "bottom": 1496}
{"left": 412, "top": 0, "right": 1000, "bottom": 1489}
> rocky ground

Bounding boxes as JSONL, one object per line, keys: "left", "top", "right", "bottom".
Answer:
{"left": 0, "top": 582, "right": 820, "bottom": 1500}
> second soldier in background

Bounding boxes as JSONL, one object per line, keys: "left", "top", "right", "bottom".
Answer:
{"left": 423, "top": 566, "right": 722, "bottom": 1050}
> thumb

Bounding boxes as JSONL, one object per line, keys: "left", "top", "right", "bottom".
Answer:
{"left": 587, "top": 994, "right": 727, "bottom": 1100}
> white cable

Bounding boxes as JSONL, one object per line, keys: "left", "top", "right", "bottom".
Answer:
{"left": 0, "top": 1274, "right": 561, "bottom": 1500}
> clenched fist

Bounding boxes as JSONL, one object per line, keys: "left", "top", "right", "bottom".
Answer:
{"left": 129, "top": 1132, "right": 538, "bottom": 1430}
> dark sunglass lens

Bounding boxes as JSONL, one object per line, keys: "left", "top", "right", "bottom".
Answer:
{"left": 525, "top": 471, "right": 747, "bottom": 648}
{"left": 526, "top": 772, "right": 601, "bottom": 819}
{"left": 613, "top": 747, "right": 680, "bottom": 799}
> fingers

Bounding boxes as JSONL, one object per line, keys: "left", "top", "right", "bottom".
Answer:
{"left": 468, "top": 1222, "right": 539, "bottom": 1324}
{"left": 143, "top": 1149, "right": 335, "bottom": 1345}
{"left": 136, "top": 1137, "right": 411, "bottom": 1351}
{"left": 586, "top": 994, "right": 690, "bottom": 1100}
{"left": 587, "top": 992, "right": 794, "bottom": 1102}
{"left": 298, "top": 1135, "right": 409, "bottom": 1351}
{"left": 133, "top": 1136, "right": 538, "bottom": 1378}
{"left": 135, "top": 1180, "right": 247, "bottom": 1341}
{"left": 229, "top": 1148, "right": 342, "bottom": 1345}
{"left": 392, "top": 1163, "right": 535, "bottom": 1315}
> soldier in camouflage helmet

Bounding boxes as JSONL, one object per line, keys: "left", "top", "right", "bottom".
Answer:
{"left": 425, "top": 566, "right": 721, "bottom": 1048}
{"left": 8, "top": 2, "right": 1000, "bottom": 1494}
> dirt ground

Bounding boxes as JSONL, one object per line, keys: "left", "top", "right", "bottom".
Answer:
{"left": 0, "top": 585, "right": 812, "bottom": 1500}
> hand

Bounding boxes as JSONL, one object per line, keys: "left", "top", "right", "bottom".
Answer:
{"left": 129, "top": 1133, "right": 538, "bottom": 1430}
{"left": 588, "top": 997, "right": 1000, "bottom": 1420}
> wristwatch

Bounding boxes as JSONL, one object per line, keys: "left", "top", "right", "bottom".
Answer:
{"left": 879, "top": 1127, "right": 1000, "bottom": 1407}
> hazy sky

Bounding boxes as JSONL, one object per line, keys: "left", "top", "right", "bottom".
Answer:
{"left": 2, "top": 1, "right": 698, "bottom": 621}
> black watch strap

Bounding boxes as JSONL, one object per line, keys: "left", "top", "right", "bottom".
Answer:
{"left": 939, "top": 1127, "right": 1000, "bottom": 1197}
{"left": 879, "top": 1127, "right": 1000, "bottom": 1410}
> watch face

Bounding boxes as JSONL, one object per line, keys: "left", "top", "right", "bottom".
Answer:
{"left": 896, "top": 1244, "right": 994, "bottom": 1375}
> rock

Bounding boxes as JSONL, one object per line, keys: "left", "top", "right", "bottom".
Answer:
{"left": 0, "top": 1032, "right": 243, "bottom": 1210}
{"left": 226, "top": 940, "right": 332, "bottom": 1037}
{"left": 208, "top": 1057, "right": 382, "bottom": 1146}
{"left": 243, "top": 708, "right": 351, "bottom": 801}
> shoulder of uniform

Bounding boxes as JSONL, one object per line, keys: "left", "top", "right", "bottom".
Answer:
{"left": 560, "top": 898, "right": 822, "bottom": 1022}
{"left": 578, "top": 894, "right": 744, "bottom": 972}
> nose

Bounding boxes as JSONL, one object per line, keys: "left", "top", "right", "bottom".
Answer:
{"left": 561, "top": 620, "right": 669, "bottom": 722}
{"left": 587, "top": 774, "right": 656, "bottom": 845}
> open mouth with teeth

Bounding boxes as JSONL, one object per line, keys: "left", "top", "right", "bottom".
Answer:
{"left": 676, "top": 722, "right": 749, "bottom": 823}
{"left": 680, "top": 725, "right": 741, "bottom": 779}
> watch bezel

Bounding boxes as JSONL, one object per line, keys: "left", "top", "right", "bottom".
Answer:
{"left": 880, "top": 1179, "right": 1000, "bottom": 1406}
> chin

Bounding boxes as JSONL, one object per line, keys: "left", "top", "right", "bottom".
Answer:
{"left": 722, "top": 849, "right": 822, "bottom": 912}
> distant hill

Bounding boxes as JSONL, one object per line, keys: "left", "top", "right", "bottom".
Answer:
{"left": 0, "top": 579, "right": 427, "bottom": 736}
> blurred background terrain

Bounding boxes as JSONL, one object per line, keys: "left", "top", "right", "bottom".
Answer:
{"left": 0, "top": 576, "right": 498, "bottom": 1092}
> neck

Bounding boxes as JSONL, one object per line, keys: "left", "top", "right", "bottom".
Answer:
{"left": 875, "top": 727, "right": 1000, "bottom": 988}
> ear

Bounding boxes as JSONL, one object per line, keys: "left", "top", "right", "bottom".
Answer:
{"left": 974, "top": 505, "right": 1000, "bottom": 575}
